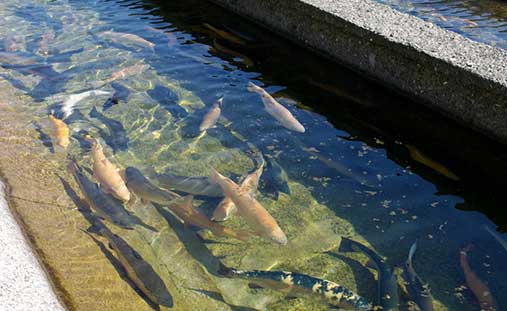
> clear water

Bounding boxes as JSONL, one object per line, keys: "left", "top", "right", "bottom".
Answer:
{"left": 377, "top": 0, "right": 507, "bottom": 49}
{"left": 1, "top": 0, "right": 507, "bottom": 310}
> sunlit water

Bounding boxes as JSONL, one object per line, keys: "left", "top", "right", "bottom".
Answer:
{"left": 378, "top": 0, "right": 507, "bottom": 49}
{"left": 1, "top": 0, "right": 507, "bottom": 310}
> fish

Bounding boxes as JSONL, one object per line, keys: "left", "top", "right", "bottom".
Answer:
{"left": 37, "top": 28, "right": 55, "bottom": 55}
{"left": 203, "top": 23, "right": 246, "bottom": 45}
{"left": 166, "top": 195, "right": 249, "bottom": 241}
{"left": 484, "top": 225, "right": 507, "bottom": 252}
{"left": 460, "top": 245, "right": 498, "bottom": 311}
{"left": 211, "top": 39, "right": 254, "bottom": 67}
{"left": 125, "top": 166, "right": 181, "bottom": 205}
{"left": 94, "top": 64, "right": 150, "bottom": 88}
{"left": 157, "top": 171, "right": 224, "bottom": 197}
{"left": 218, "top": 265, "right": 373, "bottom": 310}
{"left": 263, "top": 157, "right": 290, "bottom": 199}
{"left": 199, "top": 97, "right": 223, "bottom": 132}
{"left": 402, "top": 241, "right": 434, "bottom": 311}
{"left": 145, "top": 26, "right": 178, "bottom": 47}
{"left": 210, "top": 169, "right": 287, "bottom": 244}
{"left": 86, "top": 220, "right": 173, "bottom": 307}
{"left": 302, "top": 147, "right": 372, "bottom": 186}
{"left": 67, "top": 160, "right": 155, "bottom": 231}
{"left": 405, "top": 144, "right": 459, "bottom": 181}
{"left": 88, "top": 138, "right": 131, "bottom": 202}
{"left": 59, "top": 89, "right": 112, "bottom": 119}
{"left": 89, "top": 106, "right": 128, "bottom": 153}
{"left": 48, "top": 113, "right": 70, "bottom": 149}
{"left": 213, "top": 154, "right": 265, "bottom": 221}
{"left": 99, "top": 30, "right": 155, "bottom": 49}
{"left": 247, "top": 82, "right": 305, "bottom": 133}
{"left": 338, "top": 237, "right": 399, "bottom": 311}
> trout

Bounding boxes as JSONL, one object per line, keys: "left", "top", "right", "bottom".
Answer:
{"left": 125, "top": 167, "right": 181, "bottom": 205}
{"left": 68, "top": 160, "right": 155, "bottom": 231}
{"left": 199, "top": 97, "right": 223, "bottom": 132}
{"left": 48, "top": 113, "right": 70, "bottom": 149}
{"left": 89, "top": 138, "right": 130, "bottom": 202}
{"left": 339, "top": 237, "right": 399, "bottom": 311}
{"left": 212, "top": 154, "right": 265, "bottom": 221}
{"left": 167, "top": 195, "right": 249, "bottom": 241}
{"left": 402, "top": 241, "right": 434, "bottom": 311}
{"left": 247, "top": 82, "right": 305, "bottom": 133}
{"left": 460, "top": 245, "right": 498, "bottom": 311}
{"left": 210, "top": 169, "right": 287, "bottom": 244}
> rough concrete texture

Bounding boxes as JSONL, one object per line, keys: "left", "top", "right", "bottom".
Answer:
{"left": 0, "top": 181, "right": 65, "bottom": 311}
{"left": 208, "top": 0, "right": 507, "bottom": 143}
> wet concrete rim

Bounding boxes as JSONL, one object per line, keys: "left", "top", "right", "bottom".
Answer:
{"left": 207, "top": 0, "right": 507, "bottom": 144}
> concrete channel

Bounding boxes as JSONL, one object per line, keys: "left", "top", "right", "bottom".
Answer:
{"left": 208, "top": 0, "right": 507, "bottom": 144}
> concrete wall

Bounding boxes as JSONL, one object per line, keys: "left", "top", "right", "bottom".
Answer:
{"left": 208, "top": 0, "right": 507, "bottom": 143}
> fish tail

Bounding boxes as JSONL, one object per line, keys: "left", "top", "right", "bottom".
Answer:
{"left": 89, "top": 106, "right": 100, "bottom": 118}
{"left": 408, "top": 240, "right": 418, "bottom": 263}
{"left": 209, "top": 168, "right": 220, "bottom": 184}
{"left": 338, "top": 236, "right": 355, "bottom": 253}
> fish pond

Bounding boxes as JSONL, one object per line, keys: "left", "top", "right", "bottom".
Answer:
{"left": 0, "top": 0, "right": 507, "bottom": 310}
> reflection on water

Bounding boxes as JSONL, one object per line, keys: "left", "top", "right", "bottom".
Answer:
{"left": 1, "top": 0, "right": 507, "bottom": 310}
{"left": 377, "top": 0, "right": 507, "bottom": 49}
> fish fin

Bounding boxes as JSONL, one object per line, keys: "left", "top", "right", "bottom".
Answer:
{"left": 86, "top": 223, "right": 103, "bottom": 236}
{"left": 248, "top": 283, "right": 264, "bottom": 289}
{"left": 140, "top": 198, "right": 150, "bottom": 206}
{"left": 338, "top": 236, "right": 355, "bottom": 253}
{"left": 108, "top": 242, "right": 114, "bottom": 250}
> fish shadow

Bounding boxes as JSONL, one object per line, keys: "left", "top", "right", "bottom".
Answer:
{"left": 32, "top": 121, "right": 54, "bottom": 154}
{"left": 325, "top": 252, "right": 377, "bottom": 303}
{"left": 153, "top": 203, "right": 223, "bottom": 277}
{"left": 58, "top": 177, "right": 167, "bottom": 310}
{"left": 147, "top": 85, "right": 188, "bottom": 119}
{"left": 84, "top": 231, "right": 162, "bottom": 311}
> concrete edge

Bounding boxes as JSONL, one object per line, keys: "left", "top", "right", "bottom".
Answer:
{"left": 207, "top": 0, "right": 507, "bottom": 143}
{"left": 0, "top": 177, "right": 66, "bottom": 311}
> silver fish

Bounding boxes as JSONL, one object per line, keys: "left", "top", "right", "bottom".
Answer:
{"left": 59, "top": 89, "right": 112, "bottom": 119}
{"left": 100, "top": 30, "right": 155, "bottom": 49}
{"left": 157, "top": 171, "right": 224, "bottom": 197}
{"left": 247, "top": 82, "right": 305, "bottom": 133}
{"left": 199, "top": 97, "right": 223, "bottom": 131}
{"left": 403, "top": 241, "right": 434, "bottom": 311}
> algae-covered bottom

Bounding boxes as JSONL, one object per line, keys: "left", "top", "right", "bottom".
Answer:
{"left": 0, "top": 0, "right": 506, "bottom": 310}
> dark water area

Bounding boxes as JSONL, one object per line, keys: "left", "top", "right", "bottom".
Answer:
{"left": 1, "top": 0, "right": 507, "bottom": 310}
{"left": 376, "top": 0, "right": 507, "bottom": 49}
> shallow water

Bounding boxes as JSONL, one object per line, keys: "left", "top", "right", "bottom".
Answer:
{"left": 1, "top": 0, "right": 507, "bottom": 310}
{"left": 377, "top": 0, "right": 507, "bottom": 49}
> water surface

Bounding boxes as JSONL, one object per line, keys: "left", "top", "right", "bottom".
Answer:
{"left": 1, "top": 0, "right": 507, "bottom": 310}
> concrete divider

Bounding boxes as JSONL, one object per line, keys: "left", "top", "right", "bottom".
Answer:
{"left": 208, "top": 0, "right": 507, "bottom": 143}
